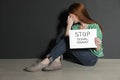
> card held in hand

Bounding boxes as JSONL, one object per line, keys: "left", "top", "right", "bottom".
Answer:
{"left": 69, "top": 29, "right": 97, "bottom": 49}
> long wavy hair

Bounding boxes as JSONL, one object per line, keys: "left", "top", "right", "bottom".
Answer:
{"left": 68, "top": 3, "right": 103, "bottom": 32}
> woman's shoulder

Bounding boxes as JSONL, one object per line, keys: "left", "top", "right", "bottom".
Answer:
{"left": 88, "top": 23, "right": 99, "bottom": 26}
{"left": 88, "top": 23, "right": 99, "bottom": 29}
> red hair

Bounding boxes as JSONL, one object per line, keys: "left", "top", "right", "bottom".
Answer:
{"left": 68, "top": 3, "right": 103, "bottom": 33}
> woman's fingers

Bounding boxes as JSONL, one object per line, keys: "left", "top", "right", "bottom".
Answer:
{"left": 67, "top": 15, "right": 74, "bottom": 27}
{"left": 95, "top": 37, "right": 101, "bottom": 44}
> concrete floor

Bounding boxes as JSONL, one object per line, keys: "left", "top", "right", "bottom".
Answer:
{"left": 0, "top": 59, "right": 120, "bottom": 80}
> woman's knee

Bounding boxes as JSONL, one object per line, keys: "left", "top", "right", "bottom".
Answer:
{"left": 82, "top": 58, "right": 98, "bottom": 66}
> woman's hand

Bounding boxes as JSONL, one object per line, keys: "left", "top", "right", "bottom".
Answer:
{"left": 67, "top": 15, "right": 74, "bottom": 29}
{"left": 65, "top": 15, "right": 74, "bottom": 36}
{"left": 95, "top": 37, "right": 102, "bottom": 51}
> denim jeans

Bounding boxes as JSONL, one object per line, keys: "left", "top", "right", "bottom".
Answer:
{"left": 47, "top": 35, "right": 98, "bottom": 66}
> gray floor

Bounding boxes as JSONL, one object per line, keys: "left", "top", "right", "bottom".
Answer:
{"left": 0, "top": 59, "right": 120, "bottom": 80}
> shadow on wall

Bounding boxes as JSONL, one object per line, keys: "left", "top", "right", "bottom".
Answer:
{"left": 38, "top": 9, "right": 69, "bottom": 59}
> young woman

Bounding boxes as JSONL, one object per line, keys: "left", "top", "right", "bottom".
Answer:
{"left": 24, "top": 3, "right": 104, "bottom": 72}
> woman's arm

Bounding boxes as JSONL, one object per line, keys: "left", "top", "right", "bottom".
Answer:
{"left": 88, "top": 23, "right": 103, "bottom": 51}
{"left": 65, "top": 16, "right": 74, "bottom": 36}
{"left": 94, "top": 24, "right": 103, "bottom": 51}
{"left": 65, "top": 25, "right": 72, "bottom": 36}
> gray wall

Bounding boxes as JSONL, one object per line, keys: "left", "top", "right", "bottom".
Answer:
{"left": 1, "top": 0, "right": 120, "bottom": 59}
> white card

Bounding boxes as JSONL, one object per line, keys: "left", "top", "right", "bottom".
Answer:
{"left": 69, "top": 29, "right": 97, "bottom": 49}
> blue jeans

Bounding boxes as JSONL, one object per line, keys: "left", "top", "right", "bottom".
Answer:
{"left": 47, "top": 36, "right": 98, "bottom": 66}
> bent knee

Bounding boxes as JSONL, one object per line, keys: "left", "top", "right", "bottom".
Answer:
{"left": 76, "top": 58, "right": 98, "bottom": 66}
{"left": 82, "top": 59, "right": 98, "bottom": 66}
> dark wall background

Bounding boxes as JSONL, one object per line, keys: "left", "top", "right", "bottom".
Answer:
{"left": 1, "top": 0, "right": 120, "bottom": 59}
